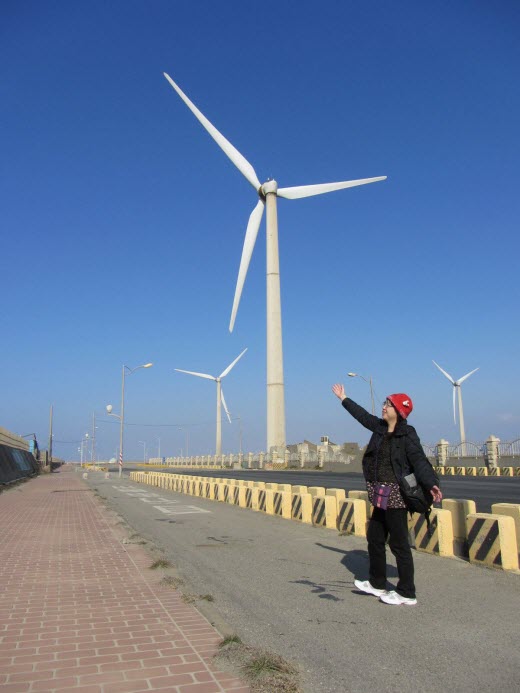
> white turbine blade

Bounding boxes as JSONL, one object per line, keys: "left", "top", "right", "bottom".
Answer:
{"left": 453, "top": 387, "right": 457, "bottom": 425}
{"left": 432, "top": 360, "right": 455, "bottom": 384}
{"left": 219, "top": 348, "right": 248, "bottom": 379}
{"left": 229, "top": 200, "right": 265, "bottom": 332}
{"left": 221, "top": 389, "right": 232, "bottom": 424}
{"left": 163, "top": 73, "right": 261, "bottom": 191}
{"left": 174, "top": 368, "right": 216, "bottom": 381}
{"left": 277, "top": 176, "right": 387, "bottom": 200}
{"left": 457, "top": 367, "right": 479, "bottom": 385}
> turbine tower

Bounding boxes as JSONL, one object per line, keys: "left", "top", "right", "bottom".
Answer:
{"left": 164, "top": 73, "right": 386, "bottom": 452}
{"left": 432, "top": 360, "right": 479, "bottom": 455}
{"left": 175, "top": 348, "right": 247, "bottom": 456}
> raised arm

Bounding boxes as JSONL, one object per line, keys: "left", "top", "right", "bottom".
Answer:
{"left": 332, "top": 384, "right": 383, "bottom": 433}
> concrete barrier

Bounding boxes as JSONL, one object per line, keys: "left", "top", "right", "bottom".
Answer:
{"left": 325, "top": 488, "right": 346, "bottom": 513}
{"left": 444, "top": 466, "right": 456, "bottom": 476}
{"left": 337, "top": 499, "right": 367, "bottom": 537}
{"left": 488, "top": 467, "right": 501, "bottom": 477}
{"left": 455, "top": 466, "right": 466, "bottom": 476}
{"left": 466, "top": 513, "right": 519, "bottom": 570}
{"left": 465, "top": 467, "right": 477, "bottom": 476}
{"left": 477, "top": 467, "right": 488, "bottom": 476}
{"left": 291, "top": 493, "right": 312, "bottom": 523}
{"left": 308, "top": 486, "right": 325, "bottom": 497}
{"left": 442, "top": 499, "right": 476, "bottom": 556}
{"left": 312, "top": 495, "right": 337, "bottom": 528}
{"left": 491, "top": 503, "right": 520, "bottom": 554}
{"left": 264, "top": 489, "right": 274, "bottom": 515}
{"left": 348, "top": 490, "right": 371, "bottom": 518}
{"left": 274, "top": 491, "right": 292, "bottom": 520}
{"left": 500, "top": 467, "right": 513, "bottom": 477}
{"left": 409, "top": 508, "right": 454, "bottom": 557}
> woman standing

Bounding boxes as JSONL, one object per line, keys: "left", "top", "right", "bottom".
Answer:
{"left": 332, "top": 383, "right": 442, "bottom": 606}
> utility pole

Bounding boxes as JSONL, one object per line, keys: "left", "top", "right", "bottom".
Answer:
{"left": 91, "top": 412, "right": 96, "bottom": 463}
{"left": 48, "top": 405, "right": 53, "bottom": 467}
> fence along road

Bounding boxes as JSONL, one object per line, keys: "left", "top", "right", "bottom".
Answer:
{"left": 85, "top": 472, "right": 519, "bottom": 693}
{"left": 123, "top": 465, "right": 520, "bottom": 513}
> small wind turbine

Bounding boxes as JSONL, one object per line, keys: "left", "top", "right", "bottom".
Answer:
{"left": 175, "top": 349, "right": 247, "bottom": 456}
{"left": 432, "top": 360, "right": 479, "bottom": 454}
{"left": 163, "top": 73, "right": 386, "bottom": 453}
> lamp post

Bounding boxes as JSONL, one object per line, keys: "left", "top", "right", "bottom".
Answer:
{"left": 106, "top": 362, "right": 153, "bottom": 478}
{"left": 177, "top": 427, "right": 189, "bottom": 458}
{"left": 139, "top": 440, "right": 147, "bottom": 463}
{"left": 79, "top": 433, "right": 89, "bottom": 464}
{"left": 347, "top": 372, "right": 375, "bottom": 414}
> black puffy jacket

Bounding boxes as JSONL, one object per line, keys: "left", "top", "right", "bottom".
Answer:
{"left": 342, "top": 398, "right": 439, "bottom": 490}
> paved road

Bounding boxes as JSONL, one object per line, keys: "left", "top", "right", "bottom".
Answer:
{"left": 123, "top": 465, "right": 520, "bottom": 513}
{"left": 87, "top": 470, "right": 520, "bottom": 693}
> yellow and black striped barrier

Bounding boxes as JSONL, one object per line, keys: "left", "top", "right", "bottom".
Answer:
{"left": 491, "top": 503, "right": 520, "bottom": 555}
{"left": 337, "top": 499, "right": 366, "bottom": 537}
{"left": 488, "top": 467, "right": 501, "bottom": 476}
{"left": 466, "top": 513, "right": 518, "bottom": 570}
{"left": 477, "top": 467, "right": 488, "bottom": 476}
{"left": 291, "top": 493, "right": 312, "bottom": 523}
{"left": 312, "top": 495, "right": 337, "bottom": 528}
{"left": 409, "top": 509, "right": 454, "bottom": 557}
{"left": 273, "top": 491, "right": 292, "bottom": 519}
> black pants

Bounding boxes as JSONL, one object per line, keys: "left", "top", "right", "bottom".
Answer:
{"left": 367, "top": 507, "right": 416, "bottom": 598}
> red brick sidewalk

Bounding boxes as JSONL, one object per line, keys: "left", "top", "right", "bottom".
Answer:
{"left": 0, "top": 467, "right": 249, "bottom": 692}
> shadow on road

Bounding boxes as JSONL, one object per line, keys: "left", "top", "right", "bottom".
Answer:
{"left": 314, "top": 542, "right": 399, "bottom": 580}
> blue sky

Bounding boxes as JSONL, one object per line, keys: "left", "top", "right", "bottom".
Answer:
{"left": 2, "top": 1, "right": 519, "bottom": 459}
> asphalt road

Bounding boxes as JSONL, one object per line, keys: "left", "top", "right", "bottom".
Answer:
{"left": 122, "top": 465, "right": 520, "bottom": 513}
{"left": 85, "top": 470, "right": 520, "bottom": 693}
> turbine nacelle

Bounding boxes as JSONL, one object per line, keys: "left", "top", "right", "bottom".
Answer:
{"left": 261, "top": 179, "right": 278, "bottom": 196}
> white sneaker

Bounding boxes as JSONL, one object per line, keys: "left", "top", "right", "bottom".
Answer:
{"left": 354, "top": 579, "right": 387, "bottom": 597}
{"left": 379, "top": 590, "right": 417, "bottom": 606}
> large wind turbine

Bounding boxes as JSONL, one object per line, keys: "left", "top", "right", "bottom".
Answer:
{"left": 175, "top": 349, "right": 247, "bottom": 456}
{"left": 164, "top": 73, "right": 386, "bottom": 452}
{"left": 432, "top": 360, "right": 479, "bottom": 453}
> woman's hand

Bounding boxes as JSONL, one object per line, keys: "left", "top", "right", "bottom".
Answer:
{"left": 332, "top": 383, "right": 346, "bottom": 401}
{"left": 431, "top": 485, "right": 442, "bottom": 503}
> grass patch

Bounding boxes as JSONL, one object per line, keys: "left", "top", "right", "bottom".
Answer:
{"left": 219, "top": 634, "right": 242, "bottom": 647}
{"left": 243, "top": 652, "right": 297, "bottom": 680}
{"left": 149, "top": 559, "right": 172, "bottom": 570}
{"left": 199, "top": 594, "right": 214, "bottom": 602}
{"left": 215, "top": 642, "right": 301, "bottom": 693}
{"left": 159, "top": 576, "right": 183, "bottom": 588}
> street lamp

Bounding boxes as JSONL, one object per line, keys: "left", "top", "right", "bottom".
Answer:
{"left": 106, "top": 362, "right": 153, "bottom": 478}
{"left": 177, "top": 426, "right": 189, "bottom": 458}
{"left": 79, "top": 433, "right": 89, "bottom": 464}
{"left": 347, "top": 372, "right": 375, "bottom": 414}
{"left": 139, "top": 440, "right": 147, "bottom": 463}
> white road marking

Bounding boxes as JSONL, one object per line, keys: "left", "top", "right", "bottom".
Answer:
{"left": 153, "top": 505, "right": 212, "bottom": 515}
{"left": 110, "top": 485, "right": 211, "bottom": 515}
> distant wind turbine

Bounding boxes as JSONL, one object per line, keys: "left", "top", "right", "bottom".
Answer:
{"left": 432, "top": 360, "right": 479, "bottom": 453}
{"left": 175, "top": 349, "right": 247, "bottom": 456}
{"left": 164, "top": 73, "right": 386, "bottom": 453}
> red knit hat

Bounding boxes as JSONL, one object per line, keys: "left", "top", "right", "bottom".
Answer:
{"left": 387, "top": 393, "right": 413, "bottom": 419}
